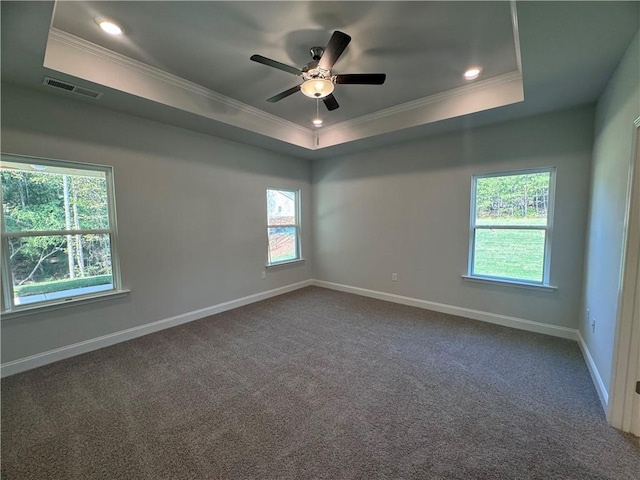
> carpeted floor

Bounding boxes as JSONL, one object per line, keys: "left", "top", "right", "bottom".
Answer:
{"left": 2, "top": 286, "right": 639, "bottom": 479}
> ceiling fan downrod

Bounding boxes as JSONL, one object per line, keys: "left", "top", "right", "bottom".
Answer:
{"left": 310, "top": 47, "right": 324, "bottom": 61}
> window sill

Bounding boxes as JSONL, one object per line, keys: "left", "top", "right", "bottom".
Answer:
{"left": 462, "top": 275, "right": 557, "bottom": 292}
{"left": 1, "top": 289, "right": 131, "bottom": 320}
{"left": 266, "top": 258, "right": 306, "bottom": 269}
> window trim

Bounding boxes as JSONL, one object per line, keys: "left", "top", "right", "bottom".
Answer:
{"left": 1, "top": 153, "right": 124, "bottom": 314}
{"left": 467, "top": 167, "right": 556, "bottom": 287}
{"left": 0, "top": 288, "right": 131, "bottom": 320}
{"left": 266, "top": 187, "right": 301, "bottom": 267}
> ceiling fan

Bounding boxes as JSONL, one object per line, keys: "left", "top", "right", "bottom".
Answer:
{"left": 250, "top": 31, "right": 386, "bottom": 111}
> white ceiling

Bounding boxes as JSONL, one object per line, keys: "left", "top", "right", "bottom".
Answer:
{"left": 1, "top": 1, "right": 638, "bottom": 158}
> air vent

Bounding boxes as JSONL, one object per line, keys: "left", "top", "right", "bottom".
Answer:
{"left": 43, "top": 77, "right": 103, "bottom": 99}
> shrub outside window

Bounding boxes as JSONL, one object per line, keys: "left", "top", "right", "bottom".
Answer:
{"left": 266, "top": 188, "right": 300, "bottom": 265}
{"left": 1, "top": 154, "right": 121, "bottom": 312}
{"left": 469, "top": 168, "right": 555, "bottom": 285}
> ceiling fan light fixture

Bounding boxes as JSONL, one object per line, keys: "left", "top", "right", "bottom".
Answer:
{"left": 300, "top": 78, "right": 334, "bottom": 99}
{"left": 96, "top": 18, "right": 124, "bottom": 36}
{"left": 464, "top": 67, "right": 482, "bottom": 80}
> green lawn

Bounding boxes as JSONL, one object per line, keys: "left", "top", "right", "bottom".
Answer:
{"left": 473, "top": 229, "right": 545, "bottom": 282}
{"left": 476, "top": 216, "right": 547, "bottom": 226}
{"left": 15, "top": 275, "right": 113, "bottom": 297}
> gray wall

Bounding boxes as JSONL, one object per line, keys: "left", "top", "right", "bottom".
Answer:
{"left": 581, "top": 31, "right": 640, "bottom": 393}
{"left": 312, "top": 106, "right": 594, "bottom": 329}
{"left": 1, "top": 84, "right": 312, "bottom": 363}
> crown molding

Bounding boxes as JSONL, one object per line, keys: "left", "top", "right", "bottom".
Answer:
{"left": 320, "top": 70, "right": 523, "bottom": 135}
{"left": 48, "top": 28, "right": 312, "bottom": 137}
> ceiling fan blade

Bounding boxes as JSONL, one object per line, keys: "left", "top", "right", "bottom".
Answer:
{"left": 267, "top": 85, "right": 301, "bottom": 102}
{"left": 318, "top": 31, "right": 351, "bottom": 70}
{"left": 250, "top": 54, "right": 302, "bottom": 76}
{"left": 322, "top": 94, "right": 339, "bottom": 111}
{"left": 335, "top": 73, "right": 387, "bottom": 85}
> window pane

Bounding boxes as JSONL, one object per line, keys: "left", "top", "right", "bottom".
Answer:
{"left": 1, "top": 162, "right": 109, "bottom": 233}
{"left": 267, "top": 189, "right": 296, "bottom": 226}
{"left": 473, "top": 229, "right": 545, "bottom": 282}
{"left": 8, "top": 234, "right": 113, "bottom": 306}
{"left": 268, "top": 227, "right": 297, "bottom": 263}
{"left": 475, "top": 172, "right": 550, "bottom": 226}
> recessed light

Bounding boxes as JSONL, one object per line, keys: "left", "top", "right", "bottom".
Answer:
{"left": 464, "top": 67, "right": 482, "bottom": 80}
{"left": 312, "top": 118, "right": 323, "bottom": 127}
{"left": 96, "top": 18, "right": 123, "bottom": 36}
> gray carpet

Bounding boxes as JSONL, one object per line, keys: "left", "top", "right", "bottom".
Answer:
{"left": 2, "top": 286, "right": 639, "bottom": 479}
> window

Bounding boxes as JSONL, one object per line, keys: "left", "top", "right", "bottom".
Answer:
{"left": 1, "top": 154, "right": 122, "bottom": 312}
{"left": 266, "top": 188, "right": 300, "bottom": 265}
{"left": 469, "top": 168, "right": 555, "bottom": 285}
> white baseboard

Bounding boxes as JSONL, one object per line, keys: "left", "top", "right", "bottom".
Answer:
{"left": 312, "top": 280, "right": 579, "bottom": 341}
{"left": 577, "top": 329, "right": 609, "bottom": 409}
{"left": 1, "top": 279, "right": 593, "bottom": 386}
{"left": 1, "top": 280, "right": 313, "bottom": 378}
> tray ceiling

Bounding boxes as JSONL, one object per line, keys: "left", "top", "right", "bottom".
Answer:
{"left": 44, "top": 1, "right": 523, "bottom": 150}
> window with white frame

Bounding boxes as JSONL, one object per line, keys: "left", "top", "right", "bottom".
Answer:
{"left": 469, "top": 168, "right": 555, "bottom": 285}
{"left": 1, "top": 154, "right": 122, "bottom": 312}
{"left": 266, "top": 188, "right": 300, "bottom": 265}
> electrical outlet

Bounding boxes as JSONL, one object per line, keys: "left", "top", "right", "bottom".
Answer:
{"left": 261, "top": 271, "right": 266, "bottom": 279}
{"left": 392, "top": 273, "right": 398, "bottom": 281}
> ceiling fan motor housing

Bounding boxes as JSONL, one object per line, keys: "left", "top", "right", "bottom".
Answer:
{"left": 303, "top": 47, "right": 333, "bottom": 83}
{"left": 302, "top": 64, "right": 333, "bottom": 81}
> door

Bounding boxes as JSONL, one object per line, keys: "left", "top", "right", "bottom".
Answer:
{"left": 609, "top": 120, "right": 640, "bottom": 436}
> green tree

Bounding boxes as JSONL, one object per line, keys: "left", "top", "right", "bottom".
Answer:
{"left": 2, "top": 167, "right": 111, "bottom": 286}
{"left": 475, "top": 172, "right": 549, "bottom": 223}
